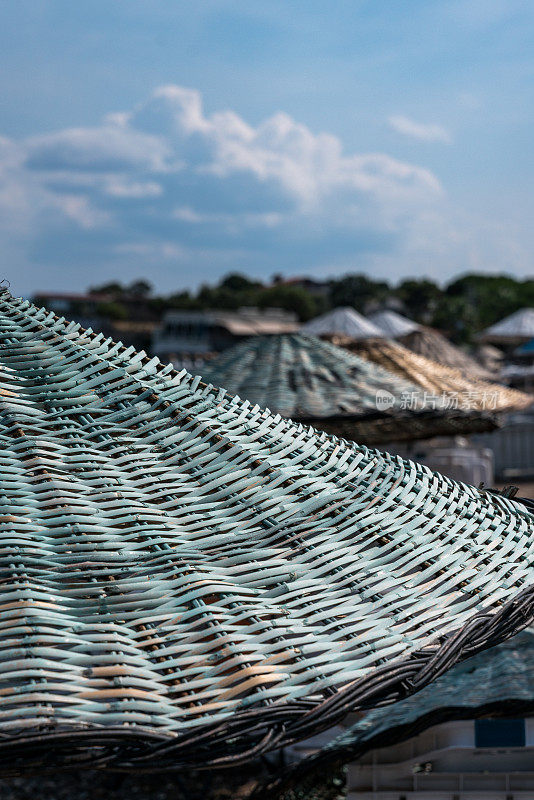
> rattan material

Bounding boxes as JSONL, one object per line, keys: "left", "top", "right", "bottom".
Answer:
{"left": 0, "top": 291, "right": 534, "bottom": 774}
{"left": 344, "top": 336, "right": 532, "bottom": 413}
{"left": 201, "top": 334, "right": 497, "bottom": 443}
{"left": 200, "top": 334, "right": 415, "bottom": 419}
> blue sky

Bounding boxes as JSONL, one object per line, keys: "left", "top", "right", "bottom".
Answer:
{"left": 0, "top": 0, "right": 533, "bottom": 296}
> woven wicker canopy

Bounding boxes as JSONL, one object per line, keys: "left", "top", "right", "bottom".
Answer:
{"left": 201, "top": 334, "right": 413, "bottom": 420}
{"left": 341, "top": 626, "right": 534, "bottom": 752}
{"left": 345, "top": 337, "right": 532, "bottom": 413}
{"left": 200, "top": 334, "right": 497, "bottom": 443}
{"left": 1, "top": 291, "right": 534, "bottom": 775}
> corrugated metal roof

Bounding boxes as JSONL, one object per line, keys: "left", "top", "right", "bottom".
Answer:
{"left": 301, "top": 307, "right": 383, "bottom": 339}
{"left": 0, "top": 290, "right": 534, "bottom": 773}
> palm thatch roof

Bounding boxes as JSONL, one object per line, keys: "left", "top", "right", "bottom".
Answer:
{"left": 398, "top": 326, "right": 494, "bottom": 380}
{"left": 475, "top": 343, "right": 504, "bottom": 374}
{"left": 367, "top": 309, "right": 419, "bottom": 338}
{"left": 0, "top": 290, "right": 534, "bottom": 775}
{"left": 482, "top": 308, "right": 534, "bottom": 344}
{"left": 345, "top": 337, "right": 532, "bottom": 414}
{"left": 301, "top": 307, "right": 383, "bottom": 339}
{"left": 200, "top": 334, "right": 497, "bottom": 443}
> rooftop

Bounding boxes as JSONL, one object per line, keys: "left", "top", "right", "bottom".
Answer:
{"left": 301, "top": 307, "right": 384, "bottom": 340}
{"left": 367, "top": 309, "right": 420, "bottom": 338}
{"left": 482, "top": 308, "right": 534, "bottom": 342}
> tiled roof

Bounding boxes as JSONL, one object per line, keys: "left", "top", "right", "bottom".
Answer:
{"left": 0, "top": 291, "right": 534, "bottom": 773}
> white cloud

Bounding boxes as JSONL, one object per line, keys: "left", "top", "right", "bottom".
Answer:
{"left": 0, "top": 83, "right": 528, "bottom": 293}
{"left": 388, "top": 115, "right": 452, "bottom": 144}
{"left": 104, "top": 179, "right": 163, "bottom": 199}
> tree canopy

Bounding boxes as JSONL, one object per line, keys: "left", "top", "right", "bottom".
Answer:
{"left": 84, "top": 271, "right": 534, "bottom": 342}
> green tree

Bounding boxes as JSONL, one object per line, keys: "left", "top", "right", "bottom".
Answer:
{"left": 395, "top": 279, "right": 441, "bottom": 322}
{"left": 445, "top": 273, "right": 534, "bottom": 331}
{"left": 96, "top": 301, "right": 128, "bottom": 321}
{"left": 128, "top": 280, "right": 153, "bottom": 298}
{"left": 219, "top": 273, "right": 263, "bottom": 293}
{"left": 89, "top": 282, "right": 124, "bottom": 298}
{"left": 329, "top": 274, "right": 390, "bottom": 312}
{"left": 257, "top": 285, "right": 317, "bottom": 321}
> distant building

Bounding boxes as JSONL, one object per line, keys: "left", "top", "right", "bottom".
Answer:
{"left": 32, "top": 291, "right": 157, "bottom": 351}
{"left": 32, "top": 291, "right": 108, "bottom": 321}
{"left": 348, "top": 717, "right": 534, "bottom": 798}
{"left": 152, "top": 307, "right": 298, "bottom": 365}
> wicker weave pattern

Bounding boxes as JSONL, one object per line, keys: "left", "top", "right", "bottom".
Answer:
{"left": 201, "top": 334, "right": 425, "bottom": 419}
{"left": 264, "top": 628, "right": 534, "bottom": 800}
{"left": 201, "top": 334, "right": 497, "bottom": 442}
{"left": 0, "top": 292, "right": 534, "bottom": 770}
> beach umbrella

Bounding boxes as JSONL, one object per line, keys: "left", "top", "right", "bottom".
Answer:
{"left": 367, "top": 309, "right": 419, "bottom": 339}
{"left": 201, "top": 333, "right": 498, "bottom": 443}
{"left": 264, "top": 623, "right": 534, "bottom": 799}
{"left": 0, "top": 290, "right": 533, "bottom": 777}
{"left": 347, "top": 336, "right": 532, "bottom": 414}
{"left": 301, "top": 307, "right": 383, "bottom": 340}
{"left": 481, "top": 309, "right": 534, "bottom": 346}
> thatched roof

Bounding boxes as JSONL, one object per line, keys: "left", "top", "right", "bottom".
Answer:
{"left": 346, "top": 337, "right": 532, "bottom": 413}
{"left": 200, "top": 334, "right": 497, "bottom": 443}
{"left": 482, "top": 308, "right": 534, "bottom": 344}
{"left": 0, "top": 291, "right": 534, "bottom": 774}
{"left": 399, "top": 326, "right": 494, "bottom": 380}
{"left": 476, "top": 343, "right": 504, "bottom": 373}
{"left": 367, "top": 309, "right": 419, "bottom": 338}
{"left": 301, "top": 307, "right": 383, "bottom": 339}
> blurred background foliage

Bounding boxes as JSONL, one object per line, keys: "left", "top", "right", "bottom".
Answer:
{"left": 89, "top": 272, "right": 534, "bottom": 343}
